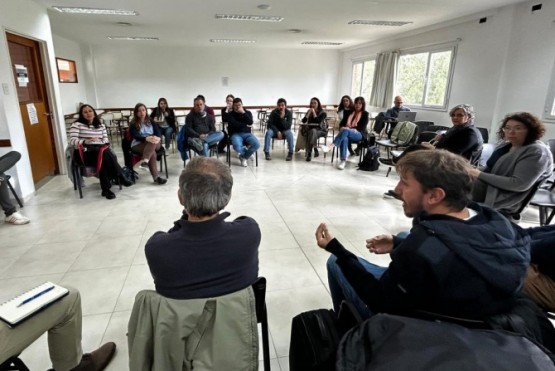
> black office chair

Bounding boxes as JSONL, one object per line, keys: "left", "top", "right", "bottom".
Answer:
{"left": 476, "top": 127, "right": 489, "bottom": 143}
{"left": 0, "top": 355, "right": 30, "bottom": 371}
{"left": 252, "top": 277, "right": 271, "bottom": 371}
{"left": 0, "top": 151, "right": 24, "bottom": 208}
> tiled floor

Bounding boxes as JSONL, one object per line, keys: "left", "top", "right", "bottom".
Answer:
{"left": 1, "top": 133, "right": 541, "bottom": 370}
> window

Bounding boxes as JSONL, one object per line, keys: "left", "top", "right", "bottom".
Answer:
{"left": 396, "top": 46, "right": 456, "bottom": 109}
{"left": 544, "top": 62, "right": 555, "bottom": 122}
{"left": 351, "top": 59, "right": 375, "bottom": 102}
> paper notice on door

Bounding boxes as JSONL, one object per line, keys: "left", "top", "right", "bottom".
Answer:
{"left": 15, "top": 64, "right": 29, "bottom": 87}
{"left": 26, "top": 103, "right": 39, "bottom": 125}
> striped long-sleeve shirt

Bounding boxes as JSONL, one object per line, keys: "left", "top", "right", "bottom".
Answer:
{"left": 69, "top": 122, "right": 109, "bottom": 147}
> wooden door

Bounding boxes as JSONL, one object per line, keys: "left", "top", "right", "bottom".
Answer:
{"left": 7, "top": 32, "right": 58, "bottom": 183}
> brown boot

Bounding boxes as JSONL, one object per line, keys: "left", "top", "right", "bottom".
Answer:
{"left": 71, "top": 342, "right": 116, "bottom": 371}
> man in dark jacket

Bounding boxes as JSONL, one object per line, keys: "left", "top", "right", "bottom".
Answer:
{"left": 316, "top": 149, "right": 530, "bottom": 319}
{"left": 263, "top": 98, "right": 294, "bottom": 161}
{"left": 227, "top": 97, "right": 260, "bottom": 167}
{"left": 185, "top": 97, "right": 224, "bottom": 156}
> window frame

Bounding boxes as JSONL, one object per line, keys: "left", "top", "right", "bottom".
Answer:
{"left": 543, "top": 60, "right": 555, "bottom": 122}
{"left": 350, "top": 57, "right": 375, "bottom": 101}
{"left": 396, "top": 43, "right": 458, "bottom": 111}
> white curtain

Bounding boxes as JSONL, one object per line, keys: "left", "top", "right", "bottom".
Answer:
{"left": 369, "top": 51, "right": 399, "bottom": 109}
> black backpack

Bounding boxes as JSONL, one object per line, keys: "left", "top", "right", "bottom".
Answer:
{"left": 289, "top": 302, "right": 363, "bottom": 371}
{"left": 357, "top": 146, "right": 380, "bottom": 171}
{"left": 336, "top": 314, "right": 555, "bottom": 371}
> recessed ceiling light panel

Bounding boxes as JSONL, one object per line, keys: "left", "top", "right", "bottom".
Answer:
{"left": 210, "top": 39, "right": 256, "bottom": 44}
{"left": 215, "top": 14, "right": 283, "bottom": 22}
{"left": 348, "top": 20, "right": 412, "bottom": 26}
{"left": 52, "top": 7, "right": 138, "bottom": 16}
{"left": 301, "top": 41, "right": 343, "bottom": 46}
{"left": 107, "top": 36, "right": 158, "bottom": 41}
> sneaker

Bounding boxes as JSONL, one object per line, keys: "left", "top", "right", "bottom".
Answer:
{"left": 139, "top": 161, "right": 149, "bottom": 171}
{"left": 71, "top": 342, "right": 116, "bottom": 371}
{"left": 286, "top": 153, "right": 293, "bottom": 161}
{"left": 337, "top": 160, "right": 346, "bottom": 170}
{"left": 265, "top": 152, "right": 272, "bottom": 161}
{"left": 320, "top": 145, "right": 330, "bottom": 153}
{"left": 5, "top": 211, "right": 30, "bottom": 225}
{"left": 383, "top": 190, "right": 398, "bottom": 199}
{"left": 154, "top": 177, "right": 167, "bottom": 185}
{"left": 101, "top": 190, "right": 116, "bottom": 200}
{"left": 240, "top": 157, "right": 248, "bottom": 167}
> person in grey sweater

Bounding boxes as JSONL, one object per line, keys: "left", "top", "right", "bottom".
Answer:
{"left": 470, "top": 112, "right": 553, "bottom": 217}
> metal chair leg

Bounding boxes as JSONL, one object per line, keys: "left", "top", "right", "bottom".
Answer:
{"left": 6, "top": 177, "right": 23, "bottom": 208}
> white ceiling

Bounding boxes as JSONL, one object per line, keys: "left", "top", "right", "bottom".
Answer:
{"left": 37, "top": 0, "right": 527, "bottom": 49}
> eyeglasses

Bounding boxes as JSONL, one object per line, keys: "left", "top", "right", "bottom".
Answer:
{"left": 502, "top": 126, "right": 527, "bottom": 133}
{"left": 450, "top": 113, "right": 466, "bottom": 118}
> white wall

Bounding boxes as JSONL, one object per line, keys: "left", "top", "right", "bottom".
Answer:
{"left": 339, "top": 0, "right": 555, "bottom": 140}
{"left": 0, "top": 0, "right": 66, "bottom": 198}
{"left": 52, "top": 35, "right": 89, "bottom": 115}
{"left": 82, "top": 44, "right": 340, "bottom": 108}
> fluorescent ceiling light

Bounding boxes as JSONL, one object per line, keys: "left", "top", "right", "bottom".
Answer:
{"left": 301, "top": 41, "right": 343, "bottom": 46}
{"left": 348, "top": 20, "right": 412, "bottom": 26}
{"left": 107, "top": 36, "right": 158, "bottom": 41}
{"left": 52, "top": 7, "right": 138, "bottom": 16}
{"left": 215, "top": 14, "right": 283, "bottom": 22}
{"left": 210, "top": 39, "right": 256, "bottom": 44}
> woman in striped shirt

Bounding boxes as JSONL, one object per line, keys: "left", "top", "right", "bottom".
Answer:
{"left": 69, "top": 104, "right": 132, "bottom": 199}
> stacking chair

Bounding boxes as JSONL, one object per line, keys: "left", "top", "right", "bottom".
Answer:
{"left": 70, "top": 147, "right": 122, "bottom": 199}
{"left": 0, "top": 151, "right": 24, "bottom": 207}
{"left": 0, "top": 355, "right": 29, "bottom": 371}
{"left": 506, "top": 176, "right": 549, "bottom": 222}
{"left": 477, "top": 127, "right": 489, "bottom": 143}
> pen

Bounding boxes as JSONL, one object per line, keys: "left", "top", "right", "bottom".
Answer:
{"left": 17, "top": 286, "right": 55, "bottom": 307}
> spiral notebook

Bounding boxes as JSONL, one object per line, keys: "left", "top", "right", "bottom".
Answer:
{"left": 0, "top": 282, "right": 69, "bottom": 327}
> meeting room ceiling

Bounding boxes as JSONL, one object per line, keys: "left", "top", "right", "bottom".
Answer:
{"left": 36, "top": 0, "right": 527, "bottom": 49}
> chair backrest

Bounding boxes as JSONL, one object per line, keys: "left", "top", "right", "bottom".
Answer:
{"left": 477, "top": 127, "right": 489, "bottom": 143}
{"left": 414, "top": 121, "right": 434, "bottom": 133}
{"left": 513, "top": 176, "right": 549, "bottom": 215}
{"left": 469, "top": 147, "right": 483, "bottom": 167}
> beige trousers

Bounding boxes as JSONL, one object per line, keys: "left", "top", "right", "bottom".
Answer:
{"left": 0, "top": 287, "right": 83, "bottom": 371}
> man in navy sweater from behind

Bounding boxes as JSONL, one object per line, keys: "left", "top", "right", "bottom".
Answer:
{"left": 145, "top": 157, "right": 260, "bottom": 300}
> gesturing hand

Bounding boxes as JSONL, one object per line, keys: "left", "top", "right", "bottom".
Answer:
{"left": 315, "top": 223, "right": 334, "bottom": 249}
{"left": 366, "top": 234, "right": 394, "bottom": 254}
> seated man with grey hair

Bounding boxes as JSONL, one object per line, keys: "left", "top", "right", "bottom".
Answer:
{"left": 145, "top": 157, "right": 260, "bottom": 299}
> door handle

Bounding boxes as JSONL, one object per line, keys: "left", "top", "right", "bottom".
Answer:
{"left": 44, "top": 112, "right": 52, "bottom": 116}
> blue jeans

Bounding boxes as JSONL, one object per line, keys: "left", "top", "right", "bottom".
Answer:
{"left": 263, "top": 129, "right": 294, "bottom": 154}
{"left": 201, "top": 131, "right": 225, "bottom": 156}
{"left": 159, "top": 126, "right": 174, "bottom": 149}
{"left": 327, "top": 255, "right": 387, "bottom": 319}
{"left": 231, "top": 133, "right": 260, "bottom": 159}
{"left": 333, "top": 129, "right": 363, "bottom": 160}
